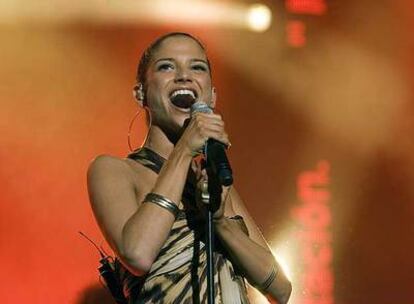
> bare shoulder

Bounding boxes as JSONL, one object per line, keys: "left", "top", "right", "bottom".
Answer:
{"left": 87, "top": 154, "right": 136, "bottom": 199}
{"left": 86, "top": 154, "right": 144, "bottom": 254}
{"left": 90, "top": 153, "right": 155, "bottom": 183}
{"left": 88, "top": 154, "right": 131, "bottom": 176}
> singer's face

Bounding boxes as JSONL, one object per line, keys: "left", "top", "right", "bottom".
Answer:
{"left": 144, "top": 36, "right": 214, "bottom": 134}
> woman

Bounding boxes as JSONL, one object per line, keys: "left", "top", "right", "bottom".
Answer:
{"left": 87, "top": 32, "right": 292, "bottom": 303}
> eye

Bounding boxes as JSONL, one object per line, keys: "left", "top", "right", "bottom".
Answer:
{"left": 158, "top": 63, "right": 174, "bottom": 71}
{"left": 192, "top": 64, "right": 208, "bottom": 72}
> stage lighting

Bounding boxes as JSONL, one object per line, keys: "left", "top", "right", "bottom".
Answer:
{"left": 246, "top": 4, "right": 272, "bottom": 32}
{"left": 274, "top": 252, "right": 292, "bottom": 281}
{"left": 0, "top": 0, "right": 274, "bottom": 32}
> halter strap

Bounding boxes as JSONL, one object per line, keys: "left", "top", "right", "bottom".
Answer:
{"left": 127, "top": 147, "right": 165, "bottom": 174}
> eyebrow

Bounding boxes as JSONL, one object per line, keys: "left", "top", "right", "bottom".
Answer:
{"left": 154, "top": 58, "right": 208, "bottom": 65}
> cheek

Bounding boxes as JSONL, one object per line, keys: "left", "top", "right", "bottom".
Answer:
{"left": 146, "top": 77, "right": 162, "bottom": 91}
{"left": 203, "top": 82, "right": 214, "bottom": 101}
{"left": 199, "top": 76, "right": 213, "bottom": 92}
{"left": 201, "top": 75, "right": 212, "bottom": 85}
{"left": 145, "top": 81, "right": 165, "bottom": 102}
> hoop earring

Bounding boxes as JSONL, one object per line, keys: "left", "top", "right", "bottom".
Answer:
{"left": 127, "top": 107, "right": 152, "bottom": 152}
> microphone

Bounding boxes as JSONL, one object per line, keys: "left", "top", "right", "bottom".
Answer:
{"left": 191, "top": 101, "right": 233, "bottom": 186}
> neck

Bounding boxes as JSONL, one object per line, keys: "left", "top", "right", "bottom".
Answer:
{"left": 143, "top": 125, "right": 176, "bottom": 160}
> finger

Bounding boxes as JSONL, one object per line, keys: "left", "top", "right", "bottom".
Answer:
{"left": 198, "top": 123, "right": 226, "bottom": 139}
{"left": 201, "top": 123, "right": 225, "bottom": 133}
{"left": 193, "top": 112, "right": 221, "bottom": 119}
{"left": 206, "top": 113, "right": 223, "bottom": 121}
{"left": 203, "top": 130, "right": 230, "bottom": 146}
{"left": 222, "top": 186, "right": 232, "bottom": 204}
{"left": 193, "top": 113, "right": 224, "bottom": 126}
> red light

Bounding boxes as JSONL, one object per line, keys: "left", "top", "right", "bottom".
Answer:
{"left": 286, "top": 0, "right": 327, "bottom": 15}
{"left": 287, "top": 20, "right": 306, "bottom": 47}
{"left": 292, "top": 161, "right": 334, "bottom": 303}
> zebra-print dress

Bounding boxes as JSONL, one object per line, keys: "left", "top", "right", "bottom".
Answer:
{"left": 116, "top": 147, "right": 250, "bottom": 304}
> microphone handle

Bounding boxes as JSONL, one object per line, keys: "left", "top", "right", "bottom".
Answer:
{"left": 206, "top": 139, "right": 233, "bottom": 187}
{"left": 189, "top": 101, "right": 233, "bottom": 186}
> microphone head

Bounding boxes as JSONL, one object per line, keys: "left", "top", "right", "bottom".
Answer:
{"left": 191, "top": 101, "right": 213, "bottom": 115}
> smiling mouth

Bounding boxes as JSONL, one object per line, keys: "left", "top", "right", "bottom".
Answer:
{"left": 170, "top": 89, "right": 196, "bottom": 109}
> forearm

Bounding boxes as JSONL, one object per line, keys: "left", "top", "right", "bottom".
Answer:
{"left": 121, "top": 143, "right": 193, "bottom": 272}
{"left": 215, "top": 218, "right": 292, "bottom": 303}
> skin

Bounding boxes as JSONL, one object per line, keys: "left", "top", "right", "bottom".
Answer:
{"left": 87, "top": 36, "right": 292, "bottom": 303}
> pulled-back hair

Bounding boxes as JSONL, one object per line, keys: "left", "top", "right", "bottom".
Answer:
{"left": 136, "top": 32, "right": 211, "bottom": 87}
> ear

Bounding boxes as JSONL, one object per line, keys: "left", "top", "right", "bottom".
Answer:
{"left": 133, "top": 83, "right": 145, "bottom": 107}
{"left": 210, "top": 87, "right": 217, "bottom": 108}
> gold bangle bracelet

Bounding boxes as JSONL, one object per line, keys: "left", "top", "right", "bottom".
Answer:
{"left": 255, "top": 262, "right": 278, "bottom": 292}
{"left": 143, "top": 192, "right": 180, "bottom": 219}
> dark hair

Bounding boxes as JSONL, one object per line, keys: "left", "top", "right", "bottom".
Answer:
{"left": 136, "top": 32, "right": 212, "bottom": 88}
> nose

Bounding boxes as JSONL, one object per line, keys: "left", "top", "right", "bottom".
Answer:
{"left": 175, "top": 67, "right": 192, "bottom": 83}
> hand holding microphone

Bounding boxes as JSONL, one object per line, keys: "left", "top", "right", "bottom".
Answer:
{"left": 190, "top": 102, "right": 233, "bottom": 187}
{"left": 178, "top": 99, "right": 233, "bottom": 186}
{"left": 179, "top": 111, "right": 229, "bottom": 155}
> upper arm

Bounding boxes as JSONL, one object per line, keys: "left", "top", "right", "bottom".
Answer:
{"left": 229, "top": 187, "right": 272, "bottom": 252}
{"left": 87, "top": 155, "right": 139, "bottom": 256}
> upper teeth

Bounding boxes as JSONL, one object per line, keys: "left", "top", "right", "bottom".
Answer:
{"left": 171, "top": 89, "right": 196, "bottom": 99}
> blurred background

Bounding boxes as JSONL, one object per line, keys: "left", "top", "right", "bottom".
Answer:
{"left": 1, "top": 0, "right": 413, "bottom": 303}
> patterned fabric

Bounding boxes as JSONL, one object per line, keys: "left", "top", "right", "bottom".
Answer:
{"left": 116, "top": 148, "right": 250, "bottom": 303}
